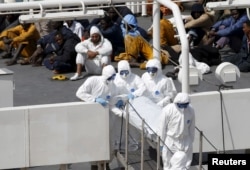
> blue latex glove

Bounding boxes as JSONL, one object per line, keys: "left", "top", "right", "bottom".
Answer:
{"left": 127, "top": 93, "right": 135, "bottom": 100}
{"left": 115, "top": 100, "right": 124, "bottom": 109}
{"left": 95, "top": 97, "right": 108, "bottom": 106}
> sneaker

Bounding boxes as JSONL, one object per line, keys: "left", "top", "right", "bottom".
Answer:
{"left": 70, "top": 73, "right": 84, "bottom": 81}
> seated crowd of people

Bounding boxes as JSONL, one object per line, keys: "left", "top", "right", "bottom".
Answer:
{"left": 0, "top": 1, "right": 249, "bottom": 80}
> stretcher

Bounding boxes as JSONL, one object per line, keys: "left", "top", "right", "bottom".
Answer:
{"left": 112, "top": 96, "right": 162, "bottom": 142}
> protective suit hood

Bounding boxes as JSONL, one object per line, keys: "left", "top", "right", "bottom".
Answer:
{"left": 102, "top": 65, "right": 116, "bottom": 81}
{"left": 146, "top": 58, "right": 162, "bottom": 78}
{"left": 90, "top": 25, "right": 104, "bottom": 44}
{"left": 118, "top": 60, "right": 131, "bottom": 79}
{"left": 122, "top": 14, "right": 138, "bottom": 27}
{"left": 173, "top": 93, "right": 190, "bottom": 104}
{"left": 90, "top": 25, "right": 102, "bottom": 36}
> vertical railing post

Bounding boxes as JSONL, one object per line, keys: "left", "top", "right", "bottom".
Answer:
{"left": 125, "top": 101, "right": 129, "bottom": 170}
{"left": 157, "top": 136, "right": 160, "bottom": 170}
{"left": 199, "top": 131, "right": 203, "bottom": 170}
{"left": 141, "top": 119, "right": 145, "bottom": 170}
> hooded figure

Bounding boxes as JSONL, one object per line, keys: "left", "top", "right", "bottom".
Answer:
{"left": 76, "top": 65, "right": 116, "bottom": 107}
{"left": 157, "top": 92, "right": 195, "bottom": 170}
{"left": 115, "top": 15, "right": 169, "bottom": 70}
{"left": 70, "top": 25, "right": 113, "bottom": 81}
{"left": 141, "top": 58, "right": 176, "bottom": 108}
{"left": 120, "top": 14, "right": 149, "bottom": 40}
{"left": 112, "top": 60, "right": 146, "bottom": 113}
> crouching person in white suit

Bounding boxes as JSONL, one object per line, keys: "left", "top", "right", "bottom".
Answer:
{"left": 158, "top": 93, "right": 195, "bottom": 170}
{"left": 76, "top": 65, "right": 116, "bottom": 170}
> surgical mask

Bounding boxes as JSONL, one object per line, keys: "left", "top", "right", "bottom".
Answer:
{"left": 177, "top": 103, "right": 189, "bottom": 109}
{"left": 120, "top": 70, "right": 129, "bottom": 79}
{"left": 146, "top": 67, "right": 158, "bottom": 78}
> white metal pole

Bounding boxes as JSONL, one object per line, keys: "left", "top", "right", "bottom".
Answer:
{"left": 141, "top": 1, "right": 147, "bottom": 16}
{"left": 152, "top": 1, "right": 160, "bottom": 60}
{"left": 157, "top": 0, "right": 190, "bottom": 93}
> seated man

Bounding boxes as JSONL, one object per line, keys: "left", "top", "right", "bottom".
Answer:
{"left": 29, "top": 21, "right": 79, "bottom": 66}
{"left": 43, "top": 31, "right": 80, "bottom": 74}
{"left": 0, "top": 23, "right": 40, "bottom": 66}
{"left": 148, "top": 10, "right": 178, "bottom": 47}
{"left": 106, "top": 6, "right": 134, "bottom": 26}
{"left": 184, "top": 3, "right": 214, "bottom": 46}
{"left": 70, "top": 26, "right": 113, "bottom": 81}
{"left": 87, "top": 15, "right": 125, "bottom": 61}
{"left": 98, "top": 16, "right": 125, "bottom": 61}
{"left": 114, "top": 14, "right": 169, "bottom": 69}
{"left": 63, "top": 20, "right": 85, "bottom": 40}
{"left": 207, "top": 8, "right": 248, "bottom": 52}
{"left": 222, "top": 20, "right": 250, "bottom": 72}
{"left": 141, "top": 58, "right": 176, "bottom": 108}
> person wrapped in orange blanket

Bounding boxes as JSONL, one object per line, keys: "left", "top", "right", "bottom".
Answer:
{"left": 114, "top": 14, "right": 170, "bottom": 69}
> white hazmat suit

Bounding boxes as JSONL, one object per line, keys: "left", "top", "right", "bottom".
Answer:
{"left": 75, "top": 65, "right": 117, "bottom": 167}
{"left": 75, "top": 26, "right": 113, "bottom": 75}
{"left": 158, "top": 93, "right": 195, "bottom": 170}
{"left": 112, "top": 60, "right": 146, "bottom": 116}
{"left": 76, "top": 65, "right": 116, "bottom": 105}
{"left": 141, "top": 58, "right": 176, "bottom": 108}
{"left": 170, "top": 151, "right": 187, "bottom": 170}
{"left": 111, "top": 60, "right": 146, "bottom": 151}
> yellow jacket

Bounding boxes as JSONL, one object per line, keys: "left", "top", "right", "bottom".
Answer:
{"left": 0, "top": 23, "right": 40, "bottom": 58}
{"left": 148, "top": 18, "right": 178, "bottom": 46}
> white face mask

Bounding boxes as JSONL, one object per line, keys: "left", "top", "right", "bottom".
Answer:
{"left": 121, "top": 74, "right": 128, "bottom": 79}
{"left": 119, "top": 70, "right": 129, "bottom": 79}
{"left": 148, "top": 72, "right": 156, "bottom": 79}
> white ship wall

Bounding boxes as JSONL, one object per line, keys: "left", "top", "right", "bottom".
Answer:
{"left": 191, "top": 89, "right": 250, "bottom": 153}
{"left": 0, "top": 102, "right": 109, "bottom": 169}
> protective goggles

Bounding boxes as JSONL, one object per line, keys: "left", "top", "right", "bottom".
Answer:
{"left": 120, "top": 70, "right": 129, "bottom": 76}
{"left": 177, "top": 102, "right": 189, "bottom": 109}
{"left": 107, "top": 74, "right": 116, "bottom": 81}
{"left": 146, "top": 67, "right": 158, "bottom": 73}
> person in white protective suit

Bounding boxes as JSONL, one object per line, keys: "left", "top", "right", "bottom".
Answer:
{"left": 70, "top": 25, "right": 113, "bottom": 81}
{"left": 157, "top": 93, "right": 195, "bottom": 170}
{"left": 111, "top": 60, "right": 147, "bottom": 152}
{"left": 112, "top": 60, "right": 146, "bottom": 115}
{"left": 141, "top": 58, "right": 177, "bottom": 108}
{"left": 76, "top": 64, "right": 116, "bottom": 106}
{"left": 170, "top": 151, "right": 187, "bottom": 170}
{"left": 75, "top": 65, "right": 116, "bottom": 170}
